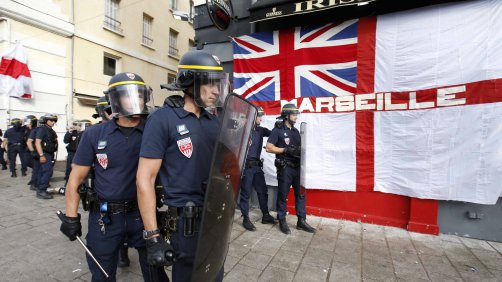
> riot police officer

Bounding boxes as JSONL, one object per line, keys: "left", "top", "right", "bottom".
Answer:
{"left": 63, "top": 119, "right": 91, "bottom": 186}
{"left": 92, "top": 96, "right": 113, "bottom": 122}
{"left": 266, "top": 104, "right": 316, "bottom": 234}
{"left": 22, "top": 115, "right": 37, "bottom": 172}
{"left": 35, "top": 114, "right": 58, "bottom": 199}
{"left": 239, "top": 106, "right": 276, "bottom": 231}
{"left": 26, "top": 116, "right": 41, "bottom": 190}
{"left": 3, "top": 118, "right": 27, "bottom": 177}
{"left": 59, "top": 72, "right": 167, "bottom": 282}
{"left": 137, "top": 50, "right": 229, "bottom": 281}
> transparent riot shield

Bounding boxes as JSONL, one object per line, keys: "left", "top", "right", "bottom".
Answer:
{"left": 300, "top": 122, "right": 307, "bottom": 190}
{"left": 192, "top": 94, "right": 257, "bottom": 281}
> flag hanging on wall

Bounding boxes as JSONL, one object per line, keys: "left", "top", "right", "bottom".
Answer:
{"left": 0, "top": 42, "right": 33, "bottom": 99}
{"left": 233, "top": 0, "right": 502, "bottom": 205}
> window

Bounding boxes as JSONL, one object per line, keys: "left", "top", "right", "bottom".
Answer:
{"left": 104, "top": 0, "right": 123, "bottom": 33}
{"left": 103, "top": 55, "right": 117, "bottom": 76}
{"left": 167, "top": 73, "right": 176, "bottom": 84}
{"left": 169, "top": 29, "right": 179, "bottom": 57}
{"left": 169, "top": 0, "right": 177, "bottom": 10}
{"left": 142, "top": 14, "right": 153, "bottom": 46}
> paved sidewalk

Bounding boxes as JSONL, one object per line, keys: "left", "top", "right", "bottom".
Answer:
{"left": 0, "top": 168, "right": 502, "bottom": 281}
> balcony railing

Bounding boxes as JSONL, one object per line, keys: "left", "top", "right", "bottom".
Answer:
{"left": 104, "top": 15, "right": 123, "bottom": 33}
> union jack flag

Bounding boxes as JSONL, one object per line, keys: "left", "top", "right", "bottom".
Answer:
{"left": 232, "top": 20, "right": 358, "bottom": 102}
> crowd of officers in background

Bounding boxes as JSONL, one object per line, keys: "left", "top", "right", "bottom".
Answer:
{"left": 1, "top": 50, "right": 316, "bottom": 282}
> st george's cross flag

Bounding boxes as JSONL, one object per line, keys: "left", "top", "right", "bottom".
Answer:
{"left": 233, "top": 0, "right": 502, "bottom": 205}
{"left": 0, "top": 42, "right": 33, "bottom": 99}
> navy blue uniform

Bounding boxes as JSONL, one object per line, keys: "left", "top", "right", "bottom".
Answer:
{"left": 35, "top": 125, "right": 57, "bottom": 193}
{"left": 140, "top": 105, "right": 223, "bottom": 281}
{"left": 28, "top": 128, "right": 40, "bottom": 186}
{"left": 73, "top": 119, "right": 166, "bottom": 282}
{"left": 267, "top": 124, "right": 306, "bottom": 220}
{"left": 63, "top": 130, "right": 81, "bottom": 181}
{"left": 4, "top": 125, "right": 27, "bottom": 174}
{"left": 239, "top": 126, "right": 271, "bottom": 217}
{"left": 22, "top": 127, "right": 33, "bottom": 169}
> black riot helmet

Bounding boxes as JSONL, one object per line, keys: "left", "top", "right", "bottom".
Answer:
{"left": 40, "top": 113, "right": 58, "bottom": 124}
{"left": 160, "top": 50, "right": 229, "bottom": 108}
{"left": 93, "top": 96, "right": 112, "bottom": 121}
{"left": 106, "top": 72, "right": 153, "bottom": 117}
{"left": 280, "top": 104, "right": 300, "bottom": 125}
{"left": 75, "top": 119, "right": 92, "bottom": 131}
{"left": 10, "top": 118, "right": 22, "bottom": 128}
{"left": 23, "top": 115, "right": 38, "bottom": 127}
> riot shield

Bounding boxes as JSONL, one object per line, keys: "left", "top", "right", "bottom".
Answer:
{"left": 300, "top": 122, "right": 307, "bottom": 190}
{"left": 192, "top": 94, "right": 257, "bottom": 282}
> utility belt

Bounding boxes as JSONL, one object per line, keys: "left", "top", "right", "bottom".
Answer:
{"left": 274, "top": 158, "right": 300, "bottom": 169}
{"left": 158, "top": 202, "right": 203, "bottom": 238}
{"left": 245, "top": 159, "right": 263, "bottom": 168}
{"left": 89, "top": 200, "right": 138, "bottom": 214}
{"left": 8, "top": 142, "right": 22, "bottom": 146}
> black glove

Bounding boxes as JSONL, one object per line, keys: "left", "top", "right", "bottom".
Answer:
{"left": 60, "top": 213, "right": 82, "bottom": 241}
{"left": 284, "top": 145, "right": 301, "bottom": 158}
{"left": 30, "top": 151, "right": 39, "bottom": 159}
{"left": 146, "top": 236, "right": 175, "bottom": 266}
{"left": 163, "top": 95, "right": 184, "bottom": 108}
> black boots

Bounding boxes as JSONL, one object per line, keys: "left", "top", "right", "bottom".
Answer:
{"left": 261, "top": 213, "right": 276, "bottom": 224}
{"left": 21, "top": 170, "right": 27, "bottom": 177}
{"left": 242, "top": 216, "right": 256, "bottom": 231}
{"left": 279, "top": 219, "right": 291, "bottom": 235}
{"left": 297, "top": 218, "right": 316, "bottom": 233}
{"left": 11, "top": 171, "right": 17, "bottom": 178}
{"left": 118, "top": 245, "right": 130, "bottom": 267}
{"left": 36, "top": 191, "right": 53, "bottom": 199}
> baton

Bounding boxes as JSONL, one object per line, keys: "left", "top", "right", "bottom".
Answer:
{"left": 56, "top": 210, "right": 110, "bottom": 278}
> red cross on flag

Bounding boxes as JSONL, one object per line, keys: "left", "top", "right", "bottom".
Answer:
{"left": 0, "top": 42, "right": 33, "bottom": 99}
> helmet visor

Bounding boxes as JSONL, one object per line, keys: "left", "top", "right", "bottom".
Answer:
{"left": 193, "top": 72, "right": 230, "bottom": 108}
{"left": 108, "top": 84, "right": 153, "bottom": 117}
{"left": 23, "top": 118, "right": 32, "bottom": 126}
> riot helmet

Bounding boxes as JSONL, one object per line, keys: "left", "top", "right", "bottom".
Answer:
{"left": 40, "top": 113, "right": 58, "bottom": 125}
{"left": 10, "top": 118, "right": 22, "bottom": 129}
{"left": 280, "top": 104, "right": 300, "bottom": 126}
{"left": 256, "top": 106, "right": 265, "bottom": 117}
{"left": 106, "top": 72, "right": 153, "bottom": 117}
{"left": 23, "top": 115, "right": 38, "bottom": 127}
{"left": 161, "top": 50, "right": 229, "bottom": 108}
{"left": 93, "top": 96, "right": 112, "bottom": 121}
{"left": 75, "top": 119, "right": 92, "bottom": 131}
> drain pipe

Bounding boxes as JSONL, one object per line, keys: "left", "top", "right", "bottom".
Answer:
{"left": 0, "top": 17, "right": 12, "bottom": 129}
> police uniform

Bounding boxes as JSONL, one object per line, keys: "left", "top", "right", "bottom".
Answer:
{"left": 140, "top": 104, "right": 221, "bottom": 281}
{"left": 28, "top": 127, "right": 40, "bottom": 189}
{"left": 239, "top": 125, "right": 272, "bottom": 219}
{"left": 22, "top": 126, "right": 33, "bottom": 171}
{"left": 268, "top": 124, "right": 306, "bottom": 221}
{"left": 35, "top": 124, "right": 58, "bottom": 195}
{"left": 64, "top": 128, "right": 81, "bottom": 182}
{"left": 74, "top": 119, "right": 166, "bottom": 281}
{"left": 4, "top": 123, "right": 27, "bottom": 176}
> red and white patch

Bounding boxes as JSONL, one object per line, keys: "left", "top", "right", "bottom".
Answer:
{"left": 284, "top": 138, "right": 290, "bottom": 145}
{"left": 177, "top": 137, "right": 193, "bottom": 158}
{"left": 96, "top": 153, "right": 108, "bottom": 169}
{"left": 126, "top": 73, "right": 136, "bottom": 80}
{"left": 212, "top": 55, "right": 221, "bottom": 65}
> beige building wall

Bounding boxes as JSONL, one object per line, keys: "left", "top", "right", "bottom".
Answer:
{"left": 0, "top": 0, "right": 73, "bottom": 160}
{"left": 72, "top": 0, "right": 195, "bottom": 121}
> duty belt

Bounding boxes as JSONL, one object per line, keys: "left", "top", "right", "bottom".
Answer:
{"left": 284, "top": 160, "right": 300, "bottom": 168}
{"left": 245, "top": 159, "right": 262, "bottom": 168}
{"left": 167, "top": 205, "right": 203, "bottom": 218}
{"left": 91, "top": 200, "right": 138, "bottom": 213}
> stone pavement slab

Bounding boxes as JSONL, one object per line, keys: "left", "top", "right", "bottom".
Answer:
{"left": 2, "top": 168, "right": 502, "bottom": 281}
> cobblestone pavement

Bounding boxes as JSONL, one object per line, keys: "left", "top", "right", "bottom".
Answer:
{"left": 1, "top": 167, "right": 502, "bottom": 281}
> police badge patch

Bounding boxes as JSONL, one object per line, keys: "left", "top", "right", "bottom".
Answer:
{"left": 177, "top": 137, "right": 193, "bottom": 158}
{"left": 96, "top": 153, "right": 108, "bottom": 169}
{"left": 285, "top": 137, "right": 290, "bottom": 145}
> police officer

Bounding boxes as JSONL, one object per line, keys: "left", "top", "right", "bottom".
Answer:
{"left": 63, "top": 119, "right": 90, "bottom": 186}
{"left": 266, "top": 104, "right": 316, "bottom": 235}
{"left": 137, "top": 50, "right": 229, "bottom": 281}
{"left": 35, "top": 114, "right": 58, "bottom": 199}
{"left": 92, "top": 96, "right": 113, "bottom": 122}
{"left": 3, "top": 118, "right": 27, "bottom": 177}
{"left": 239, "top": 106, "right": 276, "bottom": 231}
{"left": 0, "top": 129, "right": 7, "bottom": 170}
{"left": 22, "top": 115, "right": 37, "bottom": 172}
{"left": 26, "top": 117, "right": 41, "bottom": 190}
{"left": 59, "top": 72, "right": 167, "bottom": 282}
